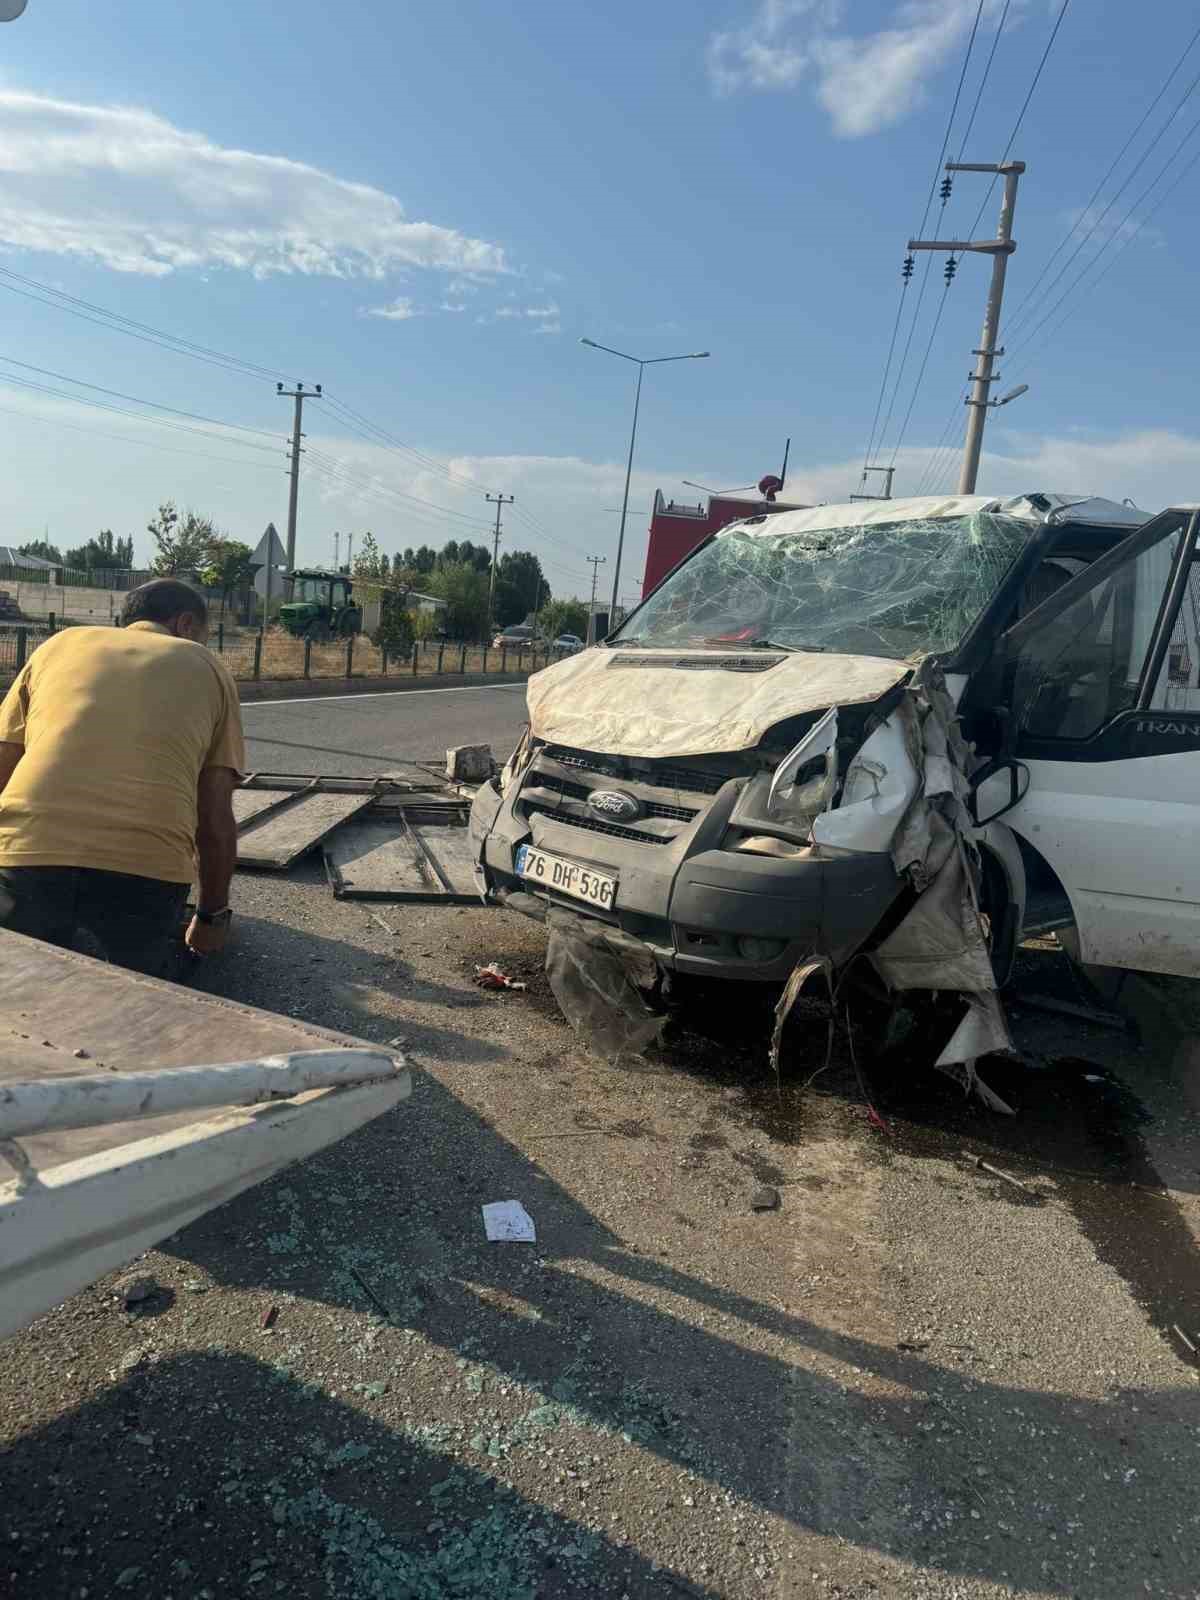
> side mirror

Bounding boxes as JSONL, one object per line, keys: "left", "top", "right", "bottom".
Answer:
{"left": 968, "top": 755, "right": 1028, "bottom": 827}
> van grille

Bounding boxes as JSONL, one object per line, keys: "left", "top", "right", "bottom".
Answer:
{"left": 523, "top": 804, "right": 671, "bottom": 846}
{"left": 542, "top": 746, "right": 737, "bottom": 797}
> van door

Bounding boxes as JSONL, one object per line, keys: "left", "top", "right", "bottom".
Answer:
{"left": 973, "top": 506, "right": 1200, "bottom": 977}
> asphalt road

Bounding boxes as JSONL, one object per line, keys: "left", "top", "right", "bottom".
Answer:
{"left": 240, "top": 681, "right": 531, "bottom": 777}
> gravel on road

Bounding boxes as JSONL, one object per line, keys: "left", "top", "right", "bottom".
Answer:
{"left": 2, "top": 872, "right": 1198, "bottom": 1600}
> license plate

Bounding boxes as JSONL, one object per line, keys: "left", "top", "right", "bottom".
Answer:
{"left": 515, "top": 845, "right": 617, "bottom": 910}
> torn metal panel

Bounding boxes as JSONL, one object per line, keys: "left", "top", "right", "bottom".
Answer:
{"left": 811, "top": 703, "right": 921, "bottom": 855}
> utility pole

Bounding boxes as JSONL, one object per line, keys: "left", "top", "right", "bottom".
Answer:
{"left": 908, "top": 160, "right": 1025, "bottom": 495}
{"left": 485, "top": 493, "right": 514, "bottom": 627}
{"left": 585, "top": 555, "right": 607, "bottom": 645}
{"left": 333, "top": 531, "right": 340, "bottom": 572}
{"left": 346, "top": 531, "right": 355, "bottom": 575}
{"left": 277, "top": 382, "right": 322, "bottom": 579}
{"left": 851, "top": 465, "right": 896, "bottom": 502}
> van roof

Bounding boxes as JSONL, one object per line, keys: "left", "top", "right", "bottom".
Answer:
{"left": 731, "top": 491, "right": 1150, "bottom": 539}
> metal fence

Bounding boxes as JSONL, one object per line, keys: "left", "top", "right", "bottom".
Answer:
{"left": 210, "top": 628, "right": 572, "bottom": 683}
{"left": 0, "top": 621, "right": 574, "bottom": 686}
{"left": 0, "top": 563, "right": 156, "bottom": 590}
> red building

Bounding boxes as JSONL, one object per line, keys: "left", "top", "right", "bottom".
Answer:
{"left": 641, "top": 481, "right": 808, "bottom": 596}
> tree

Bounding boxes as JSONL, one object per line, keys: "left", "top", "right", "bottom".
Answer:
{"left": 498, "top": 550, "right": 548, "bottom": 621}
{"left": 202, "top": 539, "right": 256, "bottom": 621}
{"left": 148, "top": 502, "right": 218, "bottom": 576}
{"left": 65, "top": 529, "right": 135, "bottom": 572}
{"left": 427, "top": 561, "right": 490, "bottom": 640}
{"left": 538, "top": 599, "right": 589, "bottom": 641}
{"left": 18, "top": 539, "right": 63, "bottom": 565}
{"left": 352, "top": 531, "right": 386, "bottom": 582}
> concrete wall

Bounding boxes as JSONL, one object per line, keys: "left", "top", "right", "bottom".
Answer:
{"left": 6, "top": 583, "right": 122, "bottom": 623}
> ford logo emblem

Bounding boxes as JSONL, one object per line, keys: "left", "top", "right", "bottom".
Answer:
{"left": 587, "top": 789, "right": 642, "bottom": 822}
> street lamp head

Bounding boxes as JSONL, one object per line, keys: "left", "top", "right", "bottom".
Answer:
{"left": 690, "top": 352, "right": 711, "bottom": 359}
{"left": 579, "top": 337, "right": 598, "bottom": 348}
{"left": 0, "top": 0, "right": 28, "bottom": 18}
{"left": 997, "top": 382, "right": 1029, "bottom": 406}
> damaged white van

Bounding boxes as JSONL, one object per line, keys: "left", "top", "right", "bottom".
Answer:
{"left": 470, "top": 493, "right": 1200, "bottom": 1011}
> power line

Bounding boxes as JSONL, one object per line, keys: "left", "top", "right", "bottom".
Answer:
{"left": 861, "top": 0, "right": 987, "bottom": 480}
{"left": 0, "top": 352, "right": 281, "bottom": 441}
{"left": 0, "top": 370, "right": 284, "bottom": 456}
{"left": 1000, "top": 20, "right": 1200, "bottom": 346}
{"left": 0, "top": 264, "right": 286, "bottom": 384}
{"left": 0, "top": 393, "right": 281, "bottom": 475}
{"left": 962, "top": 0, "right": 1073, "bottom": 240}
{"left": 889, "top": 279, "right": 954, "bottom": 470}
{"left": 1006, "top": 125, "right": 1200, "bottom": 375}
{"left": 898, "top": 0, "right": 1070, "bottom": 489}
{"left": 876, "top": 0, "right": 1015, "bottom": 472}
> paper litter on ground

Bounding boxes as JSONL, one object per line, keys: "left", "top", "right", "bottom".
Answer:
{"left": 481, "top": 1199, "right": 536, "bottom": 1242}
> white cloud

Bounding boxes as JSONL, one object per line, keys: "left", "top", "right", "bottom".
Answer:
{"left": 440, "top": 300, "right": 468, "bottom": 312}
{"left": 0, "top": 88, "right": 509, "bottom": 279}
{"left": 365, "top": 296, "right": 418, "bottom": 321}
{"left": 492, "top": 300, "right": 561, "bottom": 331}
{"left": 707, "top": 0, "right": 1006, "bottom": 137}
{"left": 1058, "top": 204, "right": 1164, "bottom": 251}
{"left": 780, "top": 427, "right": 1198, "bottom": 513}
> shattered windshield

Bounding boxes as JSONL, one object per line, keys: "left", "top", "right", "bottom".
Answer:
{"left": 616, "top": 511, "right": 1033, "bottom": 660}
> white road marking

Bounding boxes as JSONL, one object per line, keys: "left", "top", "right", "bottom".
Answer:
{"left": 241, "top": 683, "right": 527, "bottom": 711}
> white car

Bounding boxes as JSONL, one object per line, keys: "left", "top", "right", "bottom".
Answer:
{"left": 553, "top": 633, "right": 585, "bottom": 654}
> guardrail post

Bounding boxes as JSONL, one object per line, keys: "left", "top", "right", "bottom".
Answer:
{"left": 47, "top": 612, "right": 57, "bottom": 635}
{"left": 252, "top": 634, "right": 263, "bottom": 679}
{"left": 15, "top": 629, "right": 26, "bottom": 670}
{"left": 483, "top": 646, "right": 489, "bottom": 674}
{"left": 345, "top": 635, "right": 354, "bottom": 678}
{"left": 436, "top": 642, "right": 444, "bottom": 674}
{"left": 303, "top": 637, "right": 312, "bottom": 678}
{"left": 381, "top": 645, "right": 389, "bottom": 675}
{"left": 501, "top": 645, "right": 507, "bottom": 672}
{"left": 459, "top": 643, "right": 467, "bottom": 673}
{"left": 217, "top": 623, "right": 224, "bottom": 653}
{"left": 411, "top": 641, "right": 419, "bottom": 676}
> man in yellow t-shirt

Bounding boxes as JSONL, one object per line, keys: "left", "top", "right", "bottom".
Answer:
{"left": 0, "top": 579, "right": 245, "bottom": 978}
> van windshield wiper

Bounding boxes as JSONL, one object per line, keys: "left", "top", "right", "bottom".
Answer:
{"left": 739, "top": 638, "right": 832, "bottom": 653}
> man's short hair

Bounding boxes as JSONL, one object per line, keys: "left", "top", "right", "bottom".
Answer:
{"left": 121, "top": 579, "right": 208, "bottom": 627}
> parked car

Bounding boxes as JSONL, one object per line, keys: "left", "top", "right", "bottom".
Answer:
{"left": 552, "top": 633, "right": 585, "bottom": 654}
{"left": 470, "top": 490, "right": 1200, "bottom": 996}
{"left": 492, "top": 625, "right": 538, "bottom": 650}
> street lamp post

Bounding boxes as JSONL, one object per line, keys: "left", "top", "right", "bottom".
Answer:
{"left": 580, "top": 338, "right": 709, "bottom": 626}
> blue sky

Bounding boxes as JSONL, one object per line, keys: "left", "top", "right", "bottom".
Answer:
{"left": 0, "top": 0, "right": 1196, "bottom": 597}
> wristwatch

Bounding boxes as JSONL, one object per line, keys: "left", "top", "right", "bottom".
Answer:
{"left": 195, "top": 907, "right": 233, "bottom": 927}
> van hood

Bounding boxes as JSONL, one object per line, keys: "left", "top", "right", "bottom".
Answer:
{"left": 524, "top": 646, "right": 909, "bottom": 759}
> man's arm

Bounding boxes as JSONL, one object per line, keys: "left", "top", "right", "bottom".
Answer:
{"left": 187, "top": 766, "right": 238, "bottom": 954}
{"left": 0, "top": 741, "right": 23, "bottom": 796}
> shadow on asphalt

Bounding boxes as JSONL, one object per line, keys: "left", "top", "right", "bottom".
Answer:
{"left": 1, "top": 1348, "right": 716, "bottom": 1599}
{"left": 8, "top": 916, "right": 1197, "bottom": 1596}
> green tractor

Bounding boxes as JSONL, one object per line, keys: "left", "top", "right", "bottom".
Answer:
{"left": 278, "top": 570, "right": 364, "bottom": 642}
